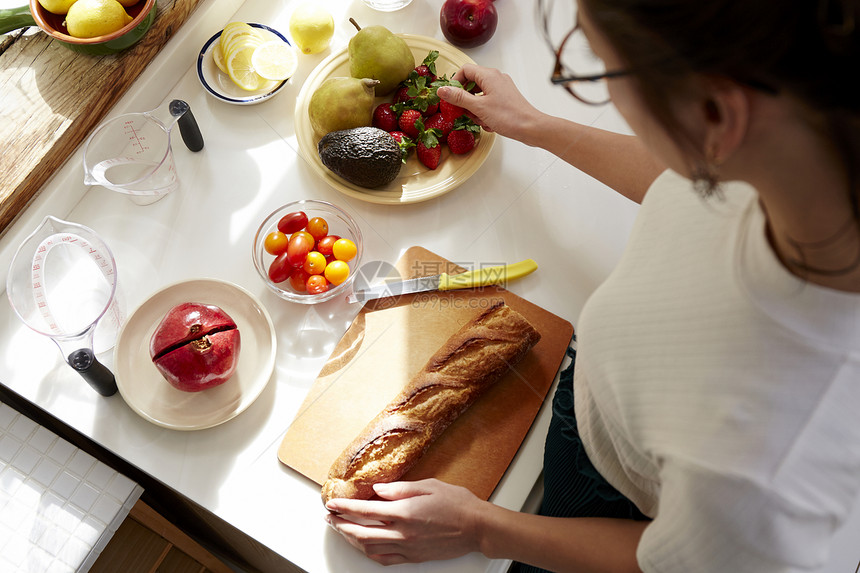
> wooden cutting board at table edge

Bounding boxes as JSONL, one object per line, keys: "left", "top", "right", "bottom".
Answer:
{"left": 278, "top": 246, "right": 574, "bottom": 501}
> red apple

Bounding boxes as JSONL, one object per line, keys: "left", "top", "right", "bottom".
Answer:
{"left": 440, "top": 0, "right": 498, "bottom": 49}
{"left": 149, "top": 302, "right": 241, "bottom": 392}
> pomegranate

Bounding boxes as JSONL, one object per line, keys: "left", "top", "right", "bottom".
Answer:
{"left": 149, "top": 302, "right": 240, "bottom": 392}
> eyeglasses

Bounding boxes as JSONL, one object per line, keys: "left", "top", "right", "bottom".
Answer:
{"left": 549, "top": 24, "right": 632, "bottom": 106}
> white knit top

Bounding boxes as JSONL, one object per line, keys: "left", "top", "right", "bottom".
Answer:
{"left": 574, "top": 170, "right": 860, "bottom": 572}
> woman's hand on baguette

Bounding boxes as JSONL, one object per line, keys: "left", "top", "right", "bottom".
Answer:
{"left": 324, "top": 478, "right": 489, "bottom": 565}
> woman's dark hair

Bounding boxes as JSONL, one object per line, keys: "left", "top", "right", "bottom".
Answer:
{"left": 575, "top": 0, "right": 860, "bottom": 211}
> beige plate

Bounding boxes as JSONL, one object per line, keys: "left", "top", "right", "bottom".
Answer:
{"left": 114, "top": 279, "right": 277, "bottom": 431}
{"left": 294, "top": 34, "right": 496, "bottom": 205}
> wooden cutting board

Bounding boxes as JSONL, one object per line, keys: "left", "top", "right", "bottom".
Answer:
{"left": 278, "top": 246, "right": 573, "bottom": 501}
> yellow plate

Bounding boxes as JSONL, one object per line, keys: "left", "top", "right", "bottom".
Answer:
{"left": 294, "top": 34, "right": 496, "bottom": 205}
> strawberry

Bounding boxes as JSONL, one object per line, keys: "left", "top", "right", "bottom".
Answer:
{"left": 447, "top": 116, "right": 481, "bottom": 155}
{"left": 400, "top": 71, "right": 440, "bottom": 114}
{"left": 424, "top": 112, "right": 454, "bottom": 143}
{"left": 372, "top": 103, "right": 398, "bottom": 132}
{"left": 415, "top": 118, "right": 443, "bottom": 170}
{"left": 398, "top": 109, "right": 423, "bottom": 139}
{"left": 417, "top": 140, "right": 442, "bottom": 170}
{"left": 414, "top": 65, "right": 436, "bottom": 81}
{"left": 393, "top": 85, "right": 411, "bottom": 105}
{"left": 413, "top": 51, "right": 439, "bottom": 82}
{"left": 447, "top": 129, "right": 476, "bottom": 155}
{"left": 439, "top": 100, "right": 466, "bottom": 120}
{"left": 388, "top": 131, "right": 415, "bottom": 163}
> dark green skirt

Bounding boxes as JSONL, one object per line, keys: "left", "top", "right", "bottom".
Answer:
{"left": 512, "top": 341, "right": 649, "bottom": 573}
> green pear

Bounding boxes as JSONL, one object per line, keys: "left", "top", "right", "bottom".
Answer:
{"left": 308, "top": 77, "right": 379, "bottom": 137}
{"left": 348, "top": 19, "right": 414, "bottom": 97}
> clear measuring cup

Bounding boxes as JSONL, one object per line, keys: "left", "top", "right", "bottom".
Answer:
{"left": 6, "top": 216, "right": 124, "bottom": 396}
{"left": 82, "top": 99, "right": 204, "bottom": 205}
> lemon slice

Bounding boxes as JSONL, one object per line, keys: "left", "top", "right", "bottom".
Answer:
{"left": 212, "top": 38, "right": 228, "bottom": 74}
{"left": 251, "top": 41, "right": 298, "bottom": 81}
{"left": 226, "top": 44, "right": 263, "bottom": 91}
{"left": 220, "top": 22, "right": 257, "bottom": 52}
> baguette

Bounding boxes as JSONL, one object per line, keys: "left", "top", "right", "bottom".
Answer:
{"left": 321, "top": 301, "right": 541, "bottom": 505}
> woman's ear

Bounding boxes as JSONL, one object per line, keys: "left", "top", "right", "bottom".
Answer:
{"left": 701, "top": 81, "right": 750, "bottom": 165}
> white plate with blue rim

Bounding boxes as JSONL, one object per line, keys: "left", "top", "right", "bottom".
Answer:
{"left": 197, "top": 23, "right": 291, "bottom": 106}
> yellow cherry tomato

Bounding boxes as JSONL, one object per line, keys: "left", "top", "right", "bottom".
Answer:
{"left": 264, "top": 231, "right": 289, "bottom": 255}
{"left": 324, "top": 260, "right": 350, "bottom": 285}
{"left": 303, "top": 251, "right": 327, "bottom": 275}
{"left": 332, "top": 238, "right": 357, "bottom": 262}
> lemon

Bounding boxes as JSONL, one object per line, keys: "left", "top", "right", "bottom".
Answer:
{"left": 289, "top": 4, "right": 334, "bottom": 55}
{"left": 37, "top": 0, "right": 77, "bottom": 16}
{"left": 66, "top": 0, "right": 132, "bottom": 38}
{"left": 251, "top": 41, "right": 298, "bottom": 81}
{"left": 226, "top": 44, "right": 264, "bottom": 91}
{"left": 116, "top": 0, "right": 137, "bottom": 5}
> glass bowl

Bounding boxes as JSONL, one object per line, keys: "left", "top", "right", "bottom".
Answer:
{"left": 252, "top": 200, "right": 363, "bottom": 304}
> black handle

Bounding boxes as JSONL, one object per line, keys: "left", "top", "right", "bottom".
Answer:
{"left": 169, "top": 99, "right": 205, "bottom": 152}
{"left": 68, "top": 349, "right": 118, "bottom": 397}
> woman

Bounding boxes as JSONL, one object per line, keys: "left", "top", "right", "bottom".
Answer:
{"left": 324, "top": 0, "right": 860, "bottom": 571}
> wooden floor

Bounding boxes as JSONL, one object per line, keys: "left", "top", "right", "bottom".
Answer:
{"left": 91, "top": 501, "right": 234, "bottom": 573}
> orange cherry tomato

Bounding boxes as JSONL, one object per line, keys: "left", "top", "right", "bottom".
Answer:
{"left": 289, "top": 269, "right": 310, "bottom": 293}
{"left": 306, "top": 274, "right": 329, "bottom": 295}
{"left": 306, "top": 217, "right": 329, "bottom": 241}
{"left": 324, "top": 260, "right": 350, "bottom": 286}
{"left": 291, "top": 230, "right": 314, "bottom": 245}
{"left": 332, "top": 238, "right": 357, "bottom": 262}
{"left": 303, "top": 251, "right": 327, "bottom": 275}
{"left": 264, "top": 231, "right": 289, "bottom": 256}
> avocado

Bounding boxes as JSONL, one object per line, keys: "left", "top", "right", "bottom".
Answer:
{"left": 318, "top": 127, "right": 402, "bottom": 189}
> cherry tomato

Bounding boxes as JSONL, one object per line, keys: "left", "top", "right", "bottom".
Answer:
{"left": 316, "top": 235, "right": 340, "bottom": 257}
{"left": 324, "top": 260, "right": 350, "bottom": 286}
{"left": 306, "top": 274, "right": 329, "bottom": 295}
{"left": 306, "top": 217, "right": 329, "bottom": 241}
{"left": 332, "top": 238, "right": 357, "bottom": 262}
{"left": 268, "top": 252, "right": 293, "bottom": 283}
{"left": 264, "top": 231, "right": 289, "bottom": 256}
{"left": 277, "top": 211, "right": 308, "bottom": 234}
{"left": 286, "top": 233, "right": 314, "bottom": 267}
{"left": 291, "top": 230, "right": 315, "bottom": 246}
{"left": 303, "top": 251, "right": 327, "bottom": 275}
{"left": 289, "top": 269, "right": 310, "bottom": 293}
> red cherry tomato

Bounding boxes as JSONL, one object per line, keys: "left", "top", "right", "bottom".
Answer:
{"left": 306, "top": 217, "right": 329, "bottom": 241}
{"left": 286, "top": 233, "right": 314, "bottom": 267}
{"left": 268, "top": 252, "right": 293, "bottom": 283}
{"left": 289, "top": 269, "right": 310, "bottom": 293}
{"left": 277, "top": 211, "right": 308, "bottom": 234}
{"left": 306, "top": 274, "right": 329, "bottom": 295}
{"left": 264, "top": 231, "right": 289, "bottom": 256}
{"left": 303, "top": 251, "right": 327, "bottom": 275}
{"left": 316, "top": 235, "right": 340, "bottom": 257}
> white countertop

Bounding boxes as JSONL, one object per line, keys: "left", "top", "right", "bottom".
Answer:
{"left": 0, "top": 0, "right": 640, "bottom": 571}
